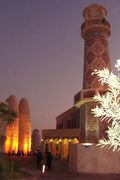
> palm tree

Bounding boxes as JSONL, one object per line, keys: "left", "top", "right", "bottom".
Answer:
{"left": 0, "top": 102, "right": 18, "bottom": 125}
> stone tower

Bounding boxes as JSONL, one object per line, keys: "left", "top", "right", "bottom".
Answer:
{"left": 31, "top": 129, "right": 40, "bottom": 151}
{"left": 74, "top": 4, "right": 111, "bottom": 143}
{"left": 81, "top": 4, "right": 111, "bottom": 89}
{"left": 4, "top": 95, "right": 19, "bottom": 153}
{"left": 18, "top": 98, "right": 31, "bottom": 154}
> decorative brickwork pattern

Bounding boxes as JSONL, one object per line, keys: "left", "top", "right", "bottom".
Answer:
{"left": 81, "top": 4, "right": 111, "bottom": 89}
{"left": 79, "top": 4, "right": 112, "bottom": 143}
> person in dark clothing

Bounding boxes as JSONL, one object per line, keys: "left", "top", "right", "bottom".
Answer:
{"left": 36, "top": 151, "right": 43, "bottom": 169}
{"left": 46, "top": 151, "right": 52, "bottom": 170}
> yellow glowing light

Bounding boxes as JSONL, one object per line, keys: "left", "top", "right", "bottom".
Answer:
{"left": 12, "top": 139, "right": 18, "bottom": 153}
{"left": 72, "top": 138, "right": 79, "bottom": 144}
{"left": 4, "top": 138, "right": 10, "bottom": 153}
{"left": 12, "top": 141, "right": 16, "bottom": 150}
{"left": 23, "top": 140, "right": 28, "bottom": 154}
{"left": 28, "top": 141, "right": 31, "bottom": 152}
{"left": 22, "top": 138, "right": 31, "bottom": 154}
{"left": 63, "top": 138, "right": 69, "bottom": 145}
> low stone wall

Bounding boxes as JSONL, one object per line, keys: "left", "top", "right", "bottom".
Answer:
{"left": 69, "top": 144, "right": 120, "bottom": 174}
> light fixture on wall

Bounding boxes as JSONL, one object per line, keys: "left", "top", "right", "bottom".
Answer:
{"left": 82, "top": 143, "right": 94, "bottom": 147}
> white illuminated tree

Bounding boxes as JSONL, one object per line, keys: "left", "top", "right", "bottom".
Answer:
{"left": 91, "top": 60, "right": 120, "bottom": 151}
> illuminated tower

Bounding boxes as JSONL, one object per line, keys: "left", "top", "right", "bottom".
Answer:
{"left": 18, "top": 98, "right": 31, "bottom": 154}
{"left": 82, "top": 4, "right": 111, "bottom": 89}
{"left": 4, "top": 95, "right": 19, "bottom": 153}
{"left": 74, "top": 4, "right": 111, "bottom": 142}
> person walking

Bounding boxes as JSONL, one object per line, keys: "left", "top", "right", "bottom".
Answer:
{"left": 36, "top": 150, "right": 43, "bottom": 169}
{"left": 46, "top": 151, "right": 52, "bottom": 170}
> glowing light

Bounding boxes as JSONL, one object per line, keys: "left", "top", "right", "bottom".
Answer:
{"left": 82, "top": 143, "right": 94, "bottom": 147}
{"left": 4, "top": 138, "right": 11, "bottom": 153}
{"left": 23, "top": 140, "right": 28, "bottom": 154}
{"left": 42, "top": 164, "right": 46, "bottom": 173}
{"left": 12, "top": 138, "right": 18, "bottom": 153}
{"left": 115, "top": 59, "right": 120, "bottom": 71}
{"left": 63, "top": 138, "right": 68, "bottom": 144}
{"left": 72, "top": 138, "right": 79, "bottom": 144}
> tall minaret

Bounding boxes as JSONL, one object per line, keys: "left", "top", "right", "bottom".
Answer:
{"left": 81, "top": 4, "right": 111, "bottom": 89}
{"left": 18, "top": 98, "right": 31, "bottom": 154}
{"left": 74, "top": 4, "right": 111, "bottom": 143}
{"left": 4, "top": 95, "right": 19, "bottom": 153}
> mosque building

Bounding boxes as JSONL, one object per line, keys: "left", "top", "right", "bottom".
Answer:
{"left": 3, "top": 95, "right": 32, "bottom": 154}
{"left": 42, "top": 4, "right": 111, "bottom": 159}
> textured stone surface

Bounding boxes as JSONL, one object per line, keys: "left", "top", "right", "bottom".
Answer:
{"left": 19, "top": 98, "right": 32, "bottom": 154}
{"left": 81, "top": 4, "right": 111, "bottom": 89}
{"left": 69, "top": 144, "right": 120, "bottom": 174}
{"left": 31, "top": 129, "right": 40, "bottom": 151}
{"left": 79, "top": 4, "right": 111, "bottom": 143}
{"left": 3, "top": 95, "right": 32, "bottom": 154}
{"left": 4, "top": 95, "right": 19, "bottom": 153}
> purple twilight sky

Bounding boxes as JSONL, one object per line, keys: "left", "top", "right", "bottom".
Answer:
{"left": 0, "top": 0, "right": 120, "bottom": 134}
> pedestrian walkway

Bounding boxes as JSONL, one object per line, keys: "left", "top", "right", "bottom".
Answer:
{"left": 6, "top": 155, "right": 120, "bottom": 180}
{"left": 20, "top": 159, "right": 120, "bottom": 180}
{"left": 21, "top": 167, "right": 120, "bottom": 180}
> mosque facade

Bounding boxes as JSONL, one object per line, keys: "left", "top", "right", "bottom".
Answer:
{"left": 42, "top": 4, "right": 111, "bottom": 159}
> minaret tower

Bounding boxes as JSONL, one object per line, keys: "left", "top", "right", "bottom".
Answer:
{"left": 82, "top": 4, "right": 111, "bottom": 89}
{"left": 74, "top": 4, "right": 111, "bottom": 143}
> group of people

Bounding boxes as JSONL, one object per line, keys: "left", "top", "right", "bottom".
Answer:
{"left": 36, "top": 150, "right": 53, "bottom": 171}
{"left": 8, "top": 150, "right": 32, "bottom": 156}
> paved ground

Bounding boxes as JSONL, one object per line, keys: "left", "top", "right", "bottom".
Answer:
{"left": 21, "top": 168, "right": 120, "bottom": 180}
{"left": 6, "top": 155, "right": 120, "bottom": 180}
{"left": 21, "top": 158, "right": 120, "bottom": 180}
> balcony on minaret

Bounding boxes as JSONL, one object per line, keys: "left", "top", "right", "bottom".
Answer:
{"left": 81, "top": 19, "right": 110, "bottom": 38}
{"left": 74, "top": 89, "right": 107, "bottom": 107}
{"left": 81, "top": 19, "right": 110, "bottom": 30}
{"left": 81, "top": 4, "right": 111, "bottom": 38}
